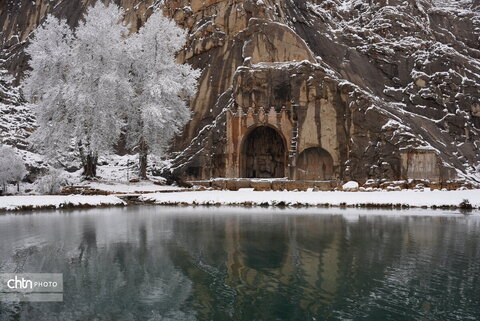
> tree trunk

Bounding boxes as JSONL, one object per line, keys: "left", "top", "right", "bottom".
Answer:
{"left": 139, "top": 138, "right": 148, "bottom": 180}
{"left": 82, "top": 153, "right": 98, "bottom": 178}
{"left": 78, "top": 142, "right": 97, "bottom": 179}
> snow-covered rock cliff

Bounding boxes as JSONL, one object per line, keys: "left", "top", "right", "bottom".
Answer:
{"left": 0, "top": 0, "right": 479, "bottom": 183}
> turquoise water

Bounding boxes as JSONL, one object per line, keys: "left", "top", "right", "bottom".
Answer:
{"left": 0, "top": 206, "right": 479, "bottom": 320}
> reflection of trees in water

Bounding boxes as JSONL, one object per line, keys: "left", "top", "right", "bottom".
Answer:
{"left": 77, "top": 219, "right": 97, "bottom": 263}
{"left": 1, "top": 218, "right": 196, "bottom": 321}
{"left": 167, "top": 216, "right": 234, "bottom": 320}
{"left": 64, "top": 222, "right": 195, "bottom": 321}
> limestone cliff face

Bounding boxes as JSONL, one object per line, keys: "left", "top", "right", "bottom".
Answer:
{"left": 1, "top": 0, "right": 479, "bottom": 183}
{"left": 163, "top": 0, "right": 479, "bottom": 182}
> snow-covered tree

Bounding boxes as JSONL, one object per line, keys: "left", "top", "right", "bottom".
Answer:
{"left": 24, "top": 3, "right": 198, "bottom": 179}
{"left": 36, "top": 168, "right": 71, "bottom": 195}
{"left": 125, "top": 11, "right": 200, "bottom": 179}
{"left": 22, "top": 15, "right": 73, "bottom": 156}
{"left": 0, "top": 145, "right": 27, "bottom": 193}
{"left": 0, "top": 67, "right": 21, "bottom": 106}
{"left": 23, "top": 3, "right": 132, "bottom": 178}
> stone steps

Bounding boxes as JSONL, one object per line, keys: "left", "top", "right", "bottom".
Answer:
{"left": 288, "top": 121, "right": 299, "bottom": 165}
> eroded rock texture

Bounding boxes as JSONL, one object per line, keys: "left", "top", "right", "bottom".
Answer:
{"left": 1, "top": 0, "right": 479, "bottom": 183}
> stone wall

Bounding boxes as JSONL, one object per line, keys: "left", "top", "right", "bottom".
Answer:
{"left": 400, "top": 149, "right": 440, "bottom": 181}
{"left": 400, "top": 149, "right": 457, "bottom": 182}
{"left": 223, "top": 59, "right": 348, "bottom": 180}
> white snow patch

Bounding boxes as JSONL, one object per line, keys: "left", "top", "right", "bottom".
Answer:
{"left": 0, "top": 195, "right": 125, "bottom": 211}
{"left": 140, "top": 190, "right": 480, "bottom": 208}
{"left": 342, "top": 181, "right": 359, "bottom": 191}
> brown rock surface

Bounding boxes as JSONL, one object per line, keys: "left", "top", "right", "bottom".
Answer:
{"left": 1, "top": 0, "right": 479, "bottom": 183}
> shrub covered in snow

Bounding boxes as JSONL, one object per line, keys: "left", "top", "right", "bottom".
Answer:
{"left": 36, "top": 169, "right": 72, "bottom": 195}
{"left": 0, "top": 145, "right": 27, "bottom": 193}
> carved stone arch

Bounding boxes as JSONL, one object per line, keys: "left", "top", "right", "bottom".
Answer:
{"left": 296, "top": 147, "right": 334, "bottom": 180}
{"left": 241, "top": 125, "right": 287, "bottom": 178}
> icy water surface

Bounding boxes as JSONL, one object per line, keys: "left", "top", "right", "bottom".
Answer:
{"left": 0, "top": 206, "right": 479, "bottom": 321}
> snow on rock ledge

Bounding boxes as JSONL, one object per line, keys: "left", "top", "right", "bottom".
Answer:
{"left": 342, "top": 181, "right": 359, "bottom": 191}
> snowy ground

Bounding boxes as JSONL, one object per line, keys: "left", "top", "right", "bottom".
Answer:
{"left": 0, "top": 195, "right": 125, "bottom": 211}
{"left": 1, "top": 188, "right": 479, "bottom": 212}
{"left": 140, "top": 189, "right": 480, "bottom": 208}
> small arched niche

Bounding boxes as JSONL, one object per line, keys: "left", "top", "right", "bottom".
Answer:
{"left": 296, "top": 147, "right": 334, "bottom": 180}
{"left": 241, "top": 126, "right": 286, "bottom": 178}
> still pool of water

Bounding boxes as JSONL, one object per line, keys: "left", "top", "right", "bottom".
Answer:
{"left": 0, "top": 206, "right": 479, "bottom": 321}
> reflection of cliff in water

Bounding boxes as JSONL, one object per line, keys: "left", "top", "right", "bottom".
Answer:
{"left": 0, "top": 208, "right": 479, "bottom": 321}
{"left": 166, "top": 213, "right": 480, "bottom": 321}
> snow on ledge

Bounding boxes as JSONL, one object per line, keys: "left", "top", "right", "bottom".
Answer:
{"left": 140, "top": 189, "right": 480, "bottom": 208}
{"left": 0, "top": 195, "right": 125, "bottom": 211}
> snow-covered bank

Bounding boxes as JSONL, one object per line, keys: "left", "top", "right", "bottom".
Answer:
{"left": 140, "top": 189, "right": 480, "bottom": 209}
{"left": 0, "top": 195, "right": 125, "bottom": 211}
{"left": 2, "top": 189, "right": 479, "bottom": 212}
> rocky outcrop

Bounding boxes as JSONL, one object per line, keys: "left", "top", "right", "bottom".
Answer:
{"left": 1, "top": 0, "right": 479, "bottom": 183}
{"left": 164, "top": 0, "right": 478, "bottom": 183}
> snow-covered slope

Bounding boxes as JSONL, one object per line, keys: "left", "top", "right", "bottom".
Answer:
{"left": 285, "top": 0, "right": 480, "bottom": 181}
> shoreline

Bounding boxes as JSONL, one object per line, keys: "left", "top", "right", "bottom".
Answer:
{"left": 1, "top": 189, "right": 479, "bottom": 212}
{"left": 0, "top": 195, "right": 126, "bottom": 212}
{"left": 139, "top": 189, "right": 480, "bottom": 210}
